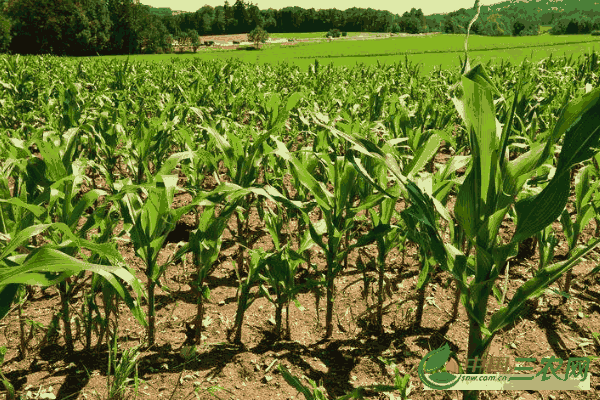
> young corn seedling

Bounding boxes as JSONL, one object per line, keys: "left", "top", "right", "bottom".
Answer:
{"left": 340, "top": 112, "right": 451, "bottom": 332}
{"left": 536, "top": 224, "right": 559, "bottom": 272}
{"left": 183, "top": 183, "right": 299, "bottom": 346}
{"left": 230, "top": 247, "right": 266, "bottom": 346}
{"left": 112, "top": 151, "right": 205, "bottom": 347}
{"left": 274, "top": 134, "right": 391, "bottom": 338}
{"left": 106, "top": 330, "right": 144, "bottom": 400}
{"left": 202, "top": 91, "right": 302, "bottom": 287}
{"left": 258, "top": 205, "right": 311, "bottom": 340}
{"left": 559, "top": 164, "right": 600, "bottom": 302}
{"left": 278, "top": 363, "right": 397, "bottom": 399}
{"left": 174, "top": 200, "right": 238, "bottom": 346}
{"left": 0, "top": 346, "right": 15, "bottom": 400}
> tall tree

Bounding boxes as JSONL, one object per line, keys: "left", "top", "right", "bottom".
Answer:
{"left": 138, "top": 11, "right": 169, "bottom": 53}
{"left": 246, "top": 3, "right": 264, "bottom": 30}
{"left": 107, "top": 0, "right": 144, "bottom": 54}
{"left": 6, "top": 0, "right": 112, "bottom": 55}
{"left": 197, "top": 5, "right": 215, "bottom": 34}
{"left": 212, "top": 7, "right": 226, "bottom": 34}
{"left": 232, "top": 0, "right": 249, "bottom": 33}
{"left": 0, "top": 12, "right": 10, "bottom": 53}
{"left": 260, "top": 8, "right": 276, "bottom": 31}
{"left": 223, "top": 1, "right": 236, "bottom": 33}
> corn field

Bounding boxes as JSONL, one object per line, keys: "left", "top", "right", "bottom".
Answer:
{"left": 1, "top": 45, "right": 600, "bottom": 400}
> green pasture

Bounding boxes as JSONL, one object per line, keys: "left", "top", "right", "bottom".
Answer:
{"left": 101, "top": 33, "right": 600, "bottom": 76}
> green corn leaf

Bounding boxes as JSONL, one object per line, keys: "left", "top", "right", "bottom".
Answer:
{"left": 0, "top": 247, "right": 147, "bottom": 325}
{"left": 405, "top": 133, "right": 443, "bottom": 179}
{"left": 278, "top": 364, "right": 314, "bottom": 400}
{"left": 351, "top": 193, "right": 386, "bottom": 214}
{"left": 463, "top": 67, "right": 500, "bottom": 208}
{"left": 298, "top": 229, "right": 315, "bottom": 254}
{"left": 488, "top": 236, "right": 600, "bottom": 334}
{"left": 35, "top": 136, "right": 68, "bottom": 182}
{"left": 573, "top": 206, "right": 596, "bottom": 247}
{"left": 502, "top": 142, "right": 548, "bottom": 197}
{"left": 334, "top": 158, "right": 357, "bottom": 214}
{"left": 156, "top": 151, "right": 194, "bottom": 177}
{"left": 437, "top": 155, "right": 470, "bottom": 182}
{"left": 348, "top": 154, "right": 396, "bottom": 199}
{"left": 0, "top": 224, "right": 54, "bottom": 260}
{"left": 274, "top": 139, "right": 332, "bottom": 211}
{"left": 454, "top": 166, "right": 480, "bottom": 241}
{"left": 337, "top": 224, "right": 392, "bottom": 265}
{"left": 285, "top": 91, "right": 303, "bottom": 113}
{"left": 513, "top": 88, "right": 600, "bottom": 243}
{"left": 0, "top": 198, "right": 45, "bottom": 218}
{"left": 512, "top": 172, "right": 571, "bottom": 244}
{"left": 463, "top": 64, "right": 503, "bottom": 99}
{"left": 575, "top": 166, "right": 592, "bottom": 212}
{"left": 67, "top": 189, "right": 107, "bottom": 229}
{"left": 560, "top": 209, "right": 575, "bottom": 249}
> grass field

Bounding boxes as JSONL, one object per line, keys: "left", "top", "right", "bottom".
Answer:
{"left": 103, "top": 32, "right": 600, "bottom": 76}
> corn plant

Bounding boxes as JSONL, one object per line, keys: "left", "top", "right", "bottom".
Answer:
{"left": 122, "top": 95, "right": 181, "bottom": 184}
{"left": 447, "top": 61, "right": 600, "bottom": 400}
{"left": 173, "top": 199, "right": 238, "bottom": 346}
{"left": 0, "top": 243, "right": 147, "bottom": 349}
{"left": 535, "top": 224, "right": 559, "bottom": 272}
{"left": 0, "top": 346, "right": 15, "bottom": 400}
{"left": 78, "top": 203, "right": 130, "bottom": 352}
{"left": 230, "top": 246, "right": 266, "bottom": 346}
{"left": 215, "top": 184, "right": 303, "bottom": 345}
{"left": 106, "top": 332, "right": 144, "bottom": 400}
{"left": 590, "top": 152, "right": 600, "bottom": 238}
{"left": 559, "top": 164, "right": 600, "bottom": 302}
{"left": 274, "top": 135, "right": 391, "bottom": 338}
{"left": 278, "top": 363, "right": 397, "bottom": 400}
{"left": 378, "top": 357, "right": 415, "bottom": 400}
{"left": 0, "top": 129, "right": 147, "bottom": 355}
{"left": 202, "top": 91, "right": 302, "bottom": 287}
{"left": 335, "top": 111, "right": 453, "bottom": 333}
{"left": 257, "top": 205, "right": 312, "bottom": 340}
{"left": 112, "top": 151, "right": 205, "bottom": 347}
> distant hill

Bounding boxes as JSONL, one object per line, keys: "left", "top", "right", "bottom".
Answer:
{"left": 482, "top": 0, "right": 600, "bottom": 14}
{"left": 424, "top": 0, "right": 600, "bottom": 35}
{"left": 428, "top": 0, "right": 600, "bottom": 17}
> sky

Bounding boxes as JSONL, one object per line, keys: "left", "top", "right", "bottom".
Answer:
{"left": 139, "top": 0, "right": 504, "bottom": 17}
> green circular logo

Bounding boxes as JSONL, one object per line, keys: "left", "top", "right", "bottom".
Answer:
{"left": 418, "top": 343, "right": 461, "bottom": 390}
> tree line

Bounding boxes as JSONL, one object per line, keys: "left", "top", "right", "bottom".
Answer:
{"left": 0, "top": 0, "right": 599, "bottom": 56}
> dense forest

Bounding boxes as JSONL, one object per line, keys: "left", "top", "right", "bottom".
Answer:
{"left": 0, "top": 0, "right": 599, "bottom": 56}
